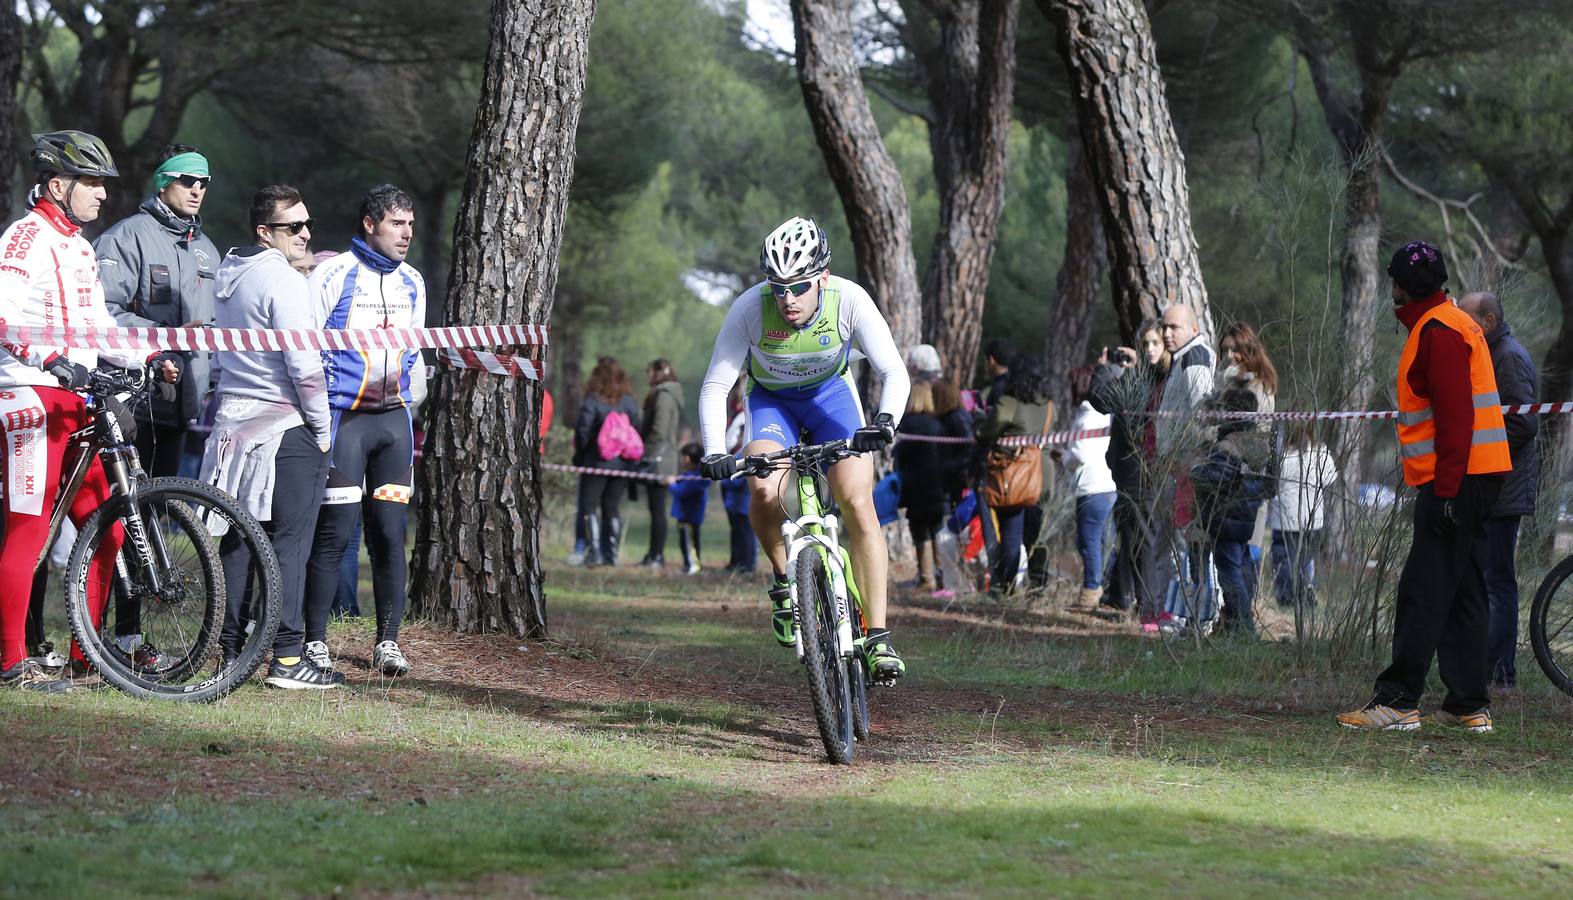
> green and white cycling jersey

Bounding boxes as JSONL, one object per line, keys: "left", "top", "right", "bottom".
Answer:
{"left": 699, "top": 274, "right": 910, "bottom": 456}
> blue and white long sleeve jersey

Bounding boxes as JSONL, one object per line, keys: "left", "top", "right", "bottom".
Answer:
{"left": 308, "top": 238, "right": 427, "bottom": 412}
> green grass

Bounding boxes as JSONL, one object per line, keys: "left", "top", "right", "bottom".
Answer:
{"left": 6, "top": 558, "right": 1573, "bottom": 897}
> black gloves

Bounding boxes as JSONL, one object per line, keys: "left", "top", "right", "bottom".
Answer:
{"left": 148, "top": 352, "right": 182, "bottom": 403}
{"left": 148, "top": 351, "right": 183, "bottom": 382}
{"left": 1421, "top": 489, "right": 1461, "bottom": 537}
{"left": 851, "top": 413, "right": 896, "bottom": 453}
{"left": 700, "top": 453, "right": 738, "bottom": 481}
{"left": 45, "top": 355, "right": 91, "bottom": 391}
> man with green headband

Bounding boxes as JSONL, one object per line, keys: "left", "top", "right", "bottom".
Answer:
{"left": 95, "top": 143, "right": 221, "bottom": 479}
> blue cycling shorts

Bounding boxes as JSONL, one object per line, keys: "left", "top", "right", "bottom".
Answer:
{"left": 745, "top": 371, "right": 865, "bottom": 447}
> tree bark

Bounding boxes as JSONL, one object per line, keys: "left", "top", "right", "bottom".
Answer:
{"left": 912, "top": 0, "right": 1022, "bottom": 386}
{"left": 1042, "top": 125, "right": 1108, "bottom": 415}
{"left": 410, "top": 0, "right": 597, "bottom": 639}
{"left": 1301, "top": 44, "right": 1394, "bottom": 415}
{"left": 792, "top": 0, "right": 923, "bottom": 353}
{"left": 1047, "top": 0, "right": 1212, "bottom": 344}
{"left": 0, "top": 6, "right": 22, "bottom": 210}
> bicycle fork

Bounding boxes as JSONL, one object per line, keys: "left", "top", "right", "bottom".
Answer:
{"left": 101, "top": 450, "right": 170, "bottom": 595}
{"left": 782, "top": 515, "right": 855, "bottom": 661}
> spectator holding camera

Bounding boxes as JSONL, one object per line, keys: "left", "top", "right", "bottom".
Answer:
{"left": 1089, "top": 319, "right": 1171, "bottom": 624}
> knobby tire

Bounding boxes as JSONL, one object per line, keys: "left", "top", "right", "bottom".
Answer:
{"left": 66, "top": 478, "right": 282, "bottom": 702}
{"left": 1530, "top": 553, "right": 1573, "bottom": 697}
{"left": 796, "top": 548, "right": 854, "bottom": 764}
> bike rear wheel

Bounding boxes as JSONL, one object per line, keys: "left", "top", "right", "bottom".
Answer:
{"left": 66, "top": 478, "right": 282, "bottom": 702}
{"left": 795, "top": 547, "right": 854, "bottom": 764}
{"left": 1530, "top": 553, "right": 1573, "bottom": 697}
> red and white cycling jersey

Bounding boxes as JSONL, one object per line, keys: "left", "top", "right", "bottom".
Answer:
{"left": 0, "top": 199, "right": 136, "bottom": 516}
{"left": 0, "top": 199, "right": 136, "bottom": 389}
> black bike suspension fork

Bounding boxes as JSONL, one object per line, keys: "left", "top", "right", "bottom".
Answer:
{"left": 102, "top": 449, "right": 166, "bottom": 594}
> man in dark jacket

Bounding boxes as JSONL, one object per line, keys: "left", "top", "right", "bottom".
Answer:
{"left": 95, "top": 143, "right": 219, "bottom": 477}
{"left": 1460, "top": 291, "right": 1539, "bottom": 688}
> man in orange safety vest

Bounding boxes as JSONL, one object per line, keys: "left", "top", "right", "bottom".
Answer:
{"left": 1338, "top": 240, "right": 1511, "bottom": 734}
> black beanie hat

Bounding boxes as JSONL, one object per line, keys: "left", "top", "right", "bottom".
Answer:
{"left": 1387, "top": 241, "right": 1448, "bottom": 298}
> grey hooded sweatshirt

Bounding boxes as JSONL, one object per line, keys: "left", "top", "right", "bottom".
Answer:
{"left": 212, "top": 246, "right": 330, "bottom": 441}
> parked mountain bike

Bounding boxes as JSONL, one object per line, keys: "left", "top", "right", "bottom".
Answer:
{"left": 736, "top": 439, "right": 877, "bottom": 764}
{"left": 35, "top": 366, "right": 281, "bottom": 701}
{"left": 1529, "top": 553, "right": 1573, "bottom": 697}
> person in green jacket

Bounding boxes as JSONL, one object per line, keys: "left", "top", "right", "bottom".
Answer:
{"left": 639, "top": 358, "right": 684, "bottom": 568}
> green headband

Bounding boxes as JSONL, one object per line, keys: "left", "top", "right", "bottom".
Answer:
{"left": 155, "top": 151, "right": 210, "bottom": 189}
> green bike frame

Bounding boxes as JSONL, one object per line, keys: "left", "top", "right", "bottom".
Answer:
{"left": 782, "top": 468, "right": 866, "bottom": 661}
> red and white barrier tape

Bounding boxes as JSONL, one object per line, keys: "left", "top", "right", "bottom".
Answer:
{"left": 899, "top": 401, "right": 1570, "bottom": 448}
{"left": 439, "top": 349, "right": 544, "bottom": 380}
{"left": 0, "top": 323, "right": 547, "bottom": 354}
{"left": 541, "top": 462, "right": 702, "bottom": 483}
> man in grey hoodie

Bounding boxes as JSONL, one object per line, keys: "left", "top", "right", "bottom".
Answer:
{"left": 201, "top": 184, "right": 339, "bottom": 690}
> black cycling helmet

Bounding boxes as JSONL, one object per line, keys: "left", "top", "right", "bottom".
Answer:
{"left": 31, "top": 130, "right": 119, "bottom": 178}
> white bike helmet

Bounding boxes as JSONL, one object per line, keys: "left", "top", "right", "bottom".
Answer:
{"left": 760, "top": 216, "right": 831, "bottom": 282}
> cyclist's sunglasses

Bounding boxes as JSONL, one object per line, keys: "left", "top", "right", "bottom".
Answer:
{"left": 170, "top": 174, "right": 211, "bottom": 189}
{"left": 769, "top": 279, "right": 818, "bottom": 299}
{"left": 265, "top": 218, "right": 314, "bottom": 235}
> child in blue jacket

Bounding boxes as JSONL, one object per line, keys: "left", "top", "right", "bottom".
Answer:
{"left": 668, "top": 442, "right": 709, "bottom": 574}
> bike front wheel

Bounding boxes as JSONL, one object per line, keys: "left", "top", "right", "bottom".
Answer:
{"left": 1530, "top": 553, "right": 1573, "bottom": 697}
{"left": 795, "top": 548, "right": 854, "bottom": 764}
{"left": 66, "top": 477, "right": 282, "bottom": 702}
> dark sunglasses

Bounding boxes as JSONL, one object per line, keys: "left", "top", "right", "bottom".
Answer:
{"left": 769, "top": 279, "right": 817, "bottom": 299}
{"left": 171, "top": 174, "right": 211, "bottom": 189}
{"left": 266, "top": 219, "right": 314, "bottom": 235}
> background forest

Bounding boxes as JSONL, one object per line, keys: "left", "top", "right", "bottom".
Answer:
{"left": 6, "top": 0, "right": 1569, "bottom": 437}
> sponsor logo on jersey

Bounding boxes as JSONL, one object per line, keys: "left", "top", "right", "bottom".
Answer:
{"left": 818, "top": 335, "right": 831, "bottom": 346}
{"left": 765, "top": 329, "right": 791, "bottom": 341}
{"left": 761, "top": 423, "right": 787, "bottom": 440}
{"left": 4, "top": 222, "right": 40, "bottom": 261}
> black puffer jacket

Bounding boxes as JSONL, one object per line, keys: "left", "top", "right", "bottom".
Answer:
{"left": 573, "top": 392, "right": 641, "bottom": 470}
{"left": 1088, "top": 360, "right": 1161, "bottom": 496}
{"left": 1484, "top": 322, "right": 1539, "bottom": 517}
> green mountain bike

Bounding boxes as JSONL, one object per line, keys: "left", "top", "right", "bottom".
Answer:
{"left": 737, "top": 439, "right": 872, "bottom": 764}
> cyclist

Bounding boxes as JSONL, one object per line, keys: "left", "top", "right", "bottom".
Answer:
{"left": 303, "top": 184, "right": 426, "bottom": 678}
{"left": 0, "top": 131, "right": 180, "bottom": 692}
{"left": 696, "top": 217, "right": 911, "bottom": 681}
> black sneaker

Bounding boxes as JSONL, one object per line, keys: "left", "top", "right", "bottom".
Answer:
{"left": 263, "top": 658, "right": 345, "bottom": 690}
{"left": 1, "top": 658, "right": 72, "bottom": 694}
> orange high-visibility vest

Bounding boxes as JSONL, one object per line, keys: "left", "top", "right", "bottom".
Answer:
{"left": 1395, "top": 301, "right": 1512, "bottom": 487}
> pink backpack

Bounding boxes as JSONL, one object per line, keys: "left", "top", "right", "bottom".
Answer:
{"left": 596, "top": 410, "right": 644, "bottom": 462}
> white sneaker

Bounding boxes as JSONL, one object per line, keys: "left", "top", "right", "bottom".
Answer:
{"left": 684, "top": 562, "right": 701, "bottom": 575}
{"left": 372, "top": 640, "right": 410, "bottom": 677}
{"left": 304, "top": 640, "right": 334, "bottom": 673}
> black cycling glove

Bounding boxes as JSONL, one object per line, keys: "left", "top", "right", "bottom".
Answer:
{"left": 44, "top": 355, "right": 91, "bottom": 391}
{"left": 700, "top": 453, "right": 738, "bottom": 481}
{"left": 851, "top": 413, "right": 896, "bottom": 452}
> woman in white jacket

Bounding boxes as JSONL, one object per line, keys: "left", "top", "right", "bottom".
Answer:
{"left": 1056, "top": 367, "right": 1117, "bottom": 607}
{"left": 1268, "top": 422, "right": 1340, "bottom": 612}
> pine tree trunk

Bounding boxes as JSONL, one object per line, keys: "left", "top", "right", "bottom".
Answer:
{"left": 0, "top": 6, "right": 23, "bottom": 209}
{"left": 792, "top": 0, "right": 923, "bottom": 352}
{"left": 1043, "top": 127, "right": 1108, "bottom": 416}
{"left": 917, "top": 0, "right": 1021, "bottom": 386}
{"left": 1047, "top": 0, "right": 1212, "bottom": 342}
{"left": 409, "top": 0, "right": 598, "bottom": 638}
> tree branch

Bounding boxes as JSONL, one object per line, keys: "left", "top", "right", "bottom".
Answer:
{"left": 1383, "top": 148, "right": 1520, "bottom": 271}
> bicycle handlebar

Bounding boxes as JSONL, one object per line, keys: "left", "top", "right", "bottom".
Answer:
{"left": 734, "top": 439, "right": 858, "bottom": 479}
{"left": 82, "top": 367, "right": 150, "bottom": 401}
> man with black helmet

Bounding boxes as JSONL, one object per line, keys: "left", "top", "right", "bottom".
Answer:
{"left": 1337, "top": 241, "right": 1511, "bottom": 733}
{"left": 0, "top": 131, "right": 181, "bottom": 692}
{"left": 695, "top": 217, "right": 911, "bottom": 682}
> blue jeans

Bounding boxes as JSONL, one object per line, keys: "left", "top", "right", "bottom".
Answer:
{"left": 1075, "top": 492, "right": 1116, "bottom": 590}
{"left": 1214, "top": 538, "right": 1254, "bottom": 634}
{"left": 1482, "top": 516, "right": 1521, "bottom": 687}
{"left": 1271, "top": 530, "right": 1319, "bottom": 610}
